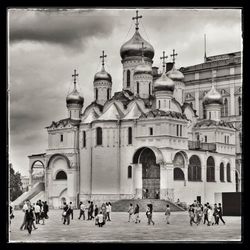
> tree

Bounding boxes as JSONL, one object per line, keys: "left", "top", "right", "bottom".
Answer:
{"left": 9, "top": 164, "right": 23, "bottom": 201}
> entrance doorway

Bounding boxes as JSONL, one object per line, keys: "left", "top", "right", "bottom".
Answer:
{"left": 140, "top": 148, "right": 160, "bottom": 199}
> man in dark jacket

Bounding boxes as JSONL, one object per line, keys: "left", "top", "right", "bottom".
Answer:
{"left": 217, "top": 203, "right": 226, "bottom": 225}
{"left": 43, "top": 201, "right": 49, "bottom": 219}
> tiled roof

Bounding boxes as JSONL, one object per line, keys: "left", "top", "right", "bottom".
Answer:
{"left": 140, "top": 109, "right": 188, "bottom": 120}
{"left": 194, "top": 119, "right": 235, "bottom": 129}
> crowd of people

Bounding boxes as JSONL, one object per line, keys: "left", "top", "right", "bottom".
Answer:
{"left": 188, "top": 200, "right": 226, "bottom": 226}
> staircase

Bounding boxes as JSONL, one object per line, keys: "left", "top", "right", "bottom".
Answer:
{"left": 111, "top": 199, "right": 184, "bottom": 212}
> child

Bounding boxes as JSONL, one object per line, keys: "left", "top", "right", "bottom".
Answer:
{"left": 97, "top": 211, "right": 104, "bottom": 227}
{"left": 128, "top": 203, "right": 134, "bottom": 222}
{"left": 165, "top": 204, "right": 171, "bottom": 224}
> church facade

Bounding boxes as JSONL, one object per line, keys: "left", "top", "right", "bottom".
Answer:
{"left": 27, "top": 12, "right": 238, "bottom": 209}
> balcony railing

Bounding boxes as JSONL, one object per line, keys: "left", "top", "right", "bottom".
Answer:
{"left": 188, "top": 141, "right": 216, "bottom": 152}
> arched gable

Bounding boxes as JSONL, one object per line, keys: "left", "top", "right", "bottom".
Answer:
{"left": 47, "top": 154, "right": 71, "bottom": 170}
{"left": 171, "top": 98, "right": 182, "bottom": 113}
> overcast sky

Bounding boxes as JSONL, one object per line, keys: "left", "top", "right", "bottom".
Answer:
{"left": 8, "top": 8, "right": 242, "bottom": 176}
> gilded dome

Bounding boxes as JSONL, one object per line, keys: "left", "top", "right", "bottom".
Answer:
{"left": 154, "top": 72, "right": 175, "bottom": 92}
{"left": 134, "top": 63, "right": 152, "bottom": 76}
{"left": 166, "top": 64, "right": 184, "bottom": 81}
{"left": 66, "top": 88, "right": 84, "bottom": 106}
{"left": 94, "top": 66, "right": 112, "bottom": 82}
{"left": 120, "top": 30, "right": 154, "bottom": 60}
{"left": 203, "top": 85, "right": 223, "bottom": 105}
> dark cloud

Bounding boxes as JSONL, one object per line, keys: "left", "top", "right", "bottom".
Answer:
{"left": 9, "top": 9, "right": 115, "bottom": 49}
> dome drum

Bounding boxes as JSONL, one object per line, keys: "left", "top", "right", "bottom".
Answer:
{"left": 134, "top": 64, "right": 152, "bottom": 76}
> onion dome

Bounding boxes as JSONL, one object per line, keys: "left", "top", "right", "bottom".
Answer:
{"left": 66, "top": 88, "right": 84, "bottom": 106}
{"left": 120, "top": 30, "right": 154, "bottom": 60}
{"left": 94, "top": 66, "right": 112, "bottom": 82}
{"left": 154, "top": 68, "right": 175, "bottom": 92}
{"left": 166, "top": 64, "right": 184, "bottom": 81}
{"left": 134, "top": 63, "right": 152, "bottom": 76}
{"left": 203, "top": 84, "right": 223, "bottom": 105}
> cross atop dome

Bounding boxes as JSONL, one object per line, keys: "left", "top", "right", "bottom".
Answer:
{"left": 132, "top": 10, "right": 142, "bottom": 31}
{"left": 72, "top": 69, "right": 79, "bottom": 89}
{"left": 171, "top": 49, "right": 178, "bottom": 64}
{"left": 160, "top": 51, "right": 168, "bottom": 69}
{"left": 100, "top": 50, "right": 107, "bottom": 66}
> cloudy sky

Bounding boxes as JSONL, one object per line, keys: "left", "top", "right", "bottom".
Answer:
{"left": 8, "top": 8, "right": 242, "bottom": 176}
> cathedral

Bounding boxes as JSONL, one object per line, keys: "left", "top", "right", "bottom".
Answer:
{"left": 21, "top": 11, "right": 237, "bottom": 209}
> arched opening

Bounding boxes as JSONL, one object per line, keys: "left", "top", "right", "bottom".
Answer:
{"left": 127, "top": 70, "right": 130, "bottom": 88}
{"left": 220, "top": 162, "right": 225, "bottom": 182}
{"left": 206, "top": 156, "right": 215, "bottom": 182}
{"left": 128, "top": 165, "right": 132, "bottom": 179}
{"left": 96, "top": 127, "right": 102, "bottom": 146}
{"left": 173, "top": 152, "right": 185, "bottom": 181}
{"left": 188, "top": 155, "right": 202, "bottom": 181}
{"left": 56, "top": 170, "right": 67, "bottom": 180}
{"left": 227, "top": 163, "right": 231, "bottom": 182}
{"left": 31, "top": 161, "right": 45, "bottom": 181}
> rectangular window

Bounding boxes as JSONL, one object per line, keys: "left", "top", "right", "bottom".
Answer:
{"left": 177, "top": 125, "right": 179, "bottom": 136}
{"left": 224, "top": 135, "right": 226, "bottom": 144}
{"left": 137, "top": 82, "right": 140, "bottom": 94}
{"left": 128, "top": 127, "right": 132, "bottom": 145}
{"left": 204, "top": 135, "right": 207, "bottom": 143}
{"left": 149, "top": 127, "right": 153, "bottom": 135}
{"left": 60, "top": 134, "right": 63, "bottom": 142}
{"left": 180, "top": 125, "right": 182, "bottom": 137}
{"left": 209, "top": 112, "right": 211, "bottom": 120}
{"left": 83, "top": 131, "right": 86, "bottom": 148}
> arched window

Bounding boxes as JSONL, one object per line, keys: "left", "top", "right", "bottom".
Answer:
{"left": 96, "top": 127, "right": 102, "bottom": 146}
{"left": 158, "top": 100, "right": 161, "bottom": 109}
{"left": 137, "top": 82, "right": 140, "bottom": 94}
{"left": 83, "top": 131, "right": 86, "bottom": 147}
{"left": 223, "top": 98, "right": 228, "bottom": 117}
{"left": 96, "top": 88, "right": 98, "bottom": 100}
{"left": 220, "top": 163, "right": 224, "bottom": 182}
{"left": 235, "top": 171, "right": 239, "bottom": 192}
{"left": 127, "top": 70, "right": 130, "bottom": 87}
{"left": 188, "top": 155, "right": 201, "bottom": 181}
{"left": 238, "top": 96, "right": 242, "bottom": 115}
{"left": 227, "top": 163, "right": 231, "bottom": 182}
{"left": 206, "top": 156, "right": 215, "bottom": 182}
{"left": 149, "top": 83, "right": 151, "bottom": 95}
{"left": 107, "top": 89, "right": 110, "bottom": 100}
{"left": 128, "top": 165, "right": 132, "bottom": 178}
{"left": 174, "top": 168, "right": 185, "bottom": 180}
{"left": 203, "top": 103, "right": 206, "bottom": 119}
{"left": 56, "top": 170, "right": 67, "bottom": 180}
{"left": 128, "top": 127, "right": 132, "bottom": 145}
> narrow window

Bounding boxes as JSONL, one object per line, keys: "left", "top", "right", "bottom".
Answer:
{"left": 224, "top": 98, "right": 228, "bottom": 117}
{"left": 96, "top": 88, "right": 98, "bottom": 100}
{"left": 220, "top": 163, "right": 224, "bottom": 182}
{"left": 107, "top": 89, "right": 110, "bottom": 100}
{"left": 180, "top": 125, "right": 182, "bottom": 137}
{"left": 177, "top": 124, "right": 179, "bottom": 136}
{"left": 149, "top": 83, "right": 151, "bottom": 95}
{"left": 204, "top": 135, "right": 207, "bottom": 143}
{"left": 238, "top": 96, "right": 242, "bottom": 116}
{"left": 128, "top": 165, "right": 132, "bottom": 178}
{"left": 149, "top": 127, "right": 153, "bottom": 135}
{"left": 227, "top": 163, "right": 231, "bottom": 182}
{"left": 224, "top": 135, "right": 226, "bottom": 144}
{"left": 127, "top": 70, "right": 130, "bottom": 88}
{"left": 83, "top": 131, "right": 86, "bottom": 148}
{"left": 96, "top": 127, "right": 102, "bottom": 146}
{"left": 158, "top": 100, "right": 161, "bottom": 109}
{"left": 209, "top": 112, "right": 211, "bottom": 120}
{"left": 128, "top": 127, "right": 132, "bottom": 145}
{"left": 137, "top": 82, "right": 139, "bottom": 94}
{"left": 60, "top": 134, "right": 63, "bottom": 142}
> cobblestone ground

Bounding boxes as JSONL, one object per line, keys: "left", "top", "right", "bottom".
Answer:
{"left": 9, "top": 210, "right": 241, "bottom": 242}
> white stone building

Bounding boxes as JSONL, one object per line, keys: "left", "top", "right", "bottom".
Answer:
{"left": 24, "top": 12, "right": 239, "bottom": 209}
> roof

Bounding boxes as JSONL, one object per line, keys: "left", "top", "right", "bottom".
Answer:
{"left": 123, "top": 101, "right": 145, "bottom": 120}
{"left": 82, "top": 109, "right": 99, "bottom": 123}
{"left": 97, "top": 102, "right": 124, "bottom": 121}
{"left": 46, "top": 118, "right": 79, "bottom": 129}
{"left": 194, "top": 119, "right": 235, "bottom": 129}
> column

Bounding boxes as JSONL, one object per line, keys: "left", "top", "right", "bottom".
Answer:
{"left": 133, "top": 164, "right": 142, "bottom": 199}
{"left": 160, "top": 163, "right": 174, "bottom": 201}
{"left": 230, "top": 81, "right": 235, "bottom": 116}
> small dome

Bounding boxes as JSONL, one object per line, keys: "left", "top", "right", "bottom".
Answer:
{"left": 166, "top": 64, "right": 184, "bottom": 81}
{"left": 66, "top": 89, "right": 84, "bottom": 106}
{"left": 120, "top": 30, "right": 154, "bottom": 60}
{"left": 94, "top": 67, "right": 112, "bottom": 82}
{"left": 134, "top": 63, "right": 152, "bottom": 76}
{"left": 203, "top": 85, "right": 223, "bottom": 105}
{"left": 154, "top": 72, "right": 175, "bottom": 92}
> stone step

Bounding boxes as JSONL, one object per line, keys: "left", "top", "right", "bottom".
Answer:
{"left": 111, "top": 199, "right": 184, "bottom": 212}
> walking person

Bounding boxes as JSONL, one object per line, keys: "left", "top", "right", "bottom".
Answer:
{"left": 196, "top": 204, "right": 203, "bottom": 226}
{"left": 217, "top": 203, "right": 226, "bottom": 225}
{"left": 25, "top": 203, "right": 36, "bottom": 235}
{"left": 106, "top": 202, "right": 111, "bottom": 221}
{"left": 87, "top": 201, "right": 91, "bottom": 220}
{"left": 108, "top": 202, "right": 112, "bottom": 221}
{"left": 34, "top": 202, "right": 41, "bottom": 224}
{"left": 165, "top": 204, "right": 171, "bottom": 224}
{"left": 62, "top": 202, "right": 70, "bottom": 225}
{"left": 78, "top": 202, "right": 85, "bottom": 220}
{"left": 43, "top": 201, "right": 49, "bottom": 219}
{"left": 94, "top": 205, "right": 99, "bottom": 217}
{"left": 146, "top": 204, "right": 155, "bottom": 225}
{"left": 203, "top": 204, "right": 209, "bottom": 225}
{"left": 69, "top": 202, "right": 74, "bottom": 220}
{"left": 188, "top": 204, "right": 196, "bottom": 226}
{"left": 212, "top": 204, "right": 219, "bottom": 225}
{"left": 128, "top": 203, "right": 134, "bottom": 222}
{"left": 39, "top": 202, "right": 45, "bottom": 225}
{"left": 207, "top": 205, "right": 213, "bottom": 226}
{"left": 20, "top": 200, "right": 28, "bottom": 230}
{"left": 9, "top": 202, "right": 14, "bottom": 233}
{"left": 101, "top": 203, "right": 107, "bottom": 222}
{"left": 97, "top": 211, "right": 104, "bottom": 227}
{"left": 134, "top": 204, "right": 141, "bottom": 223}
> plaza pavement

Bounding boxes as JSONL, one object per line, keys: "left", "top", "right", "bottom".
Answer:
{"left": 9, "top": 209, "right": 241, "bottom": 242}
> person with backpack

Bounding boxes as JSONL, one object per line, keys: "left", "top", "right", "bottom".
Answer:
{"left": 62, "top": 202, "right": 70, "bottom": 225}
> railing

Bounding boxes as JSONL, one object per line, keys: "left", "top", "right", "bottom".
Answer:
{"left": 188, "top": 141, "right": 216, "bottom": 152}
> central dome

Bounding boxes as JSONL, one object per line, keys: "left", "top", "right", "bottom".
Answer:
{"left": 134, "top": 63, "right": 152, "bottom": 75}
{"left": 120, "top": 30, "right": 154, "bottom": 60}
